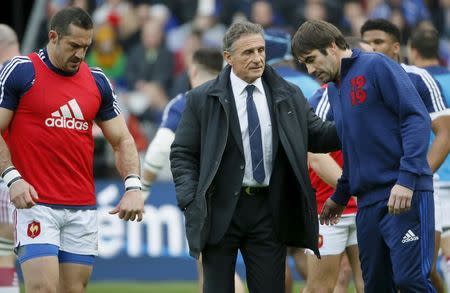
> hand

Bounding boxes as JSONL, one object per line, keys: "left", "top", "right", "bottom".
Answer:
{"left": 320, "top": 198, "right": 345, "bottom": 225}
{"left": 387, "top": 184, "right": 413, "bottom": 215}
{"left": 10, "top": 179, "right": 39, "bottom": 209}
{"left": 109, "top": 189, "right": 145, "bottom": 221}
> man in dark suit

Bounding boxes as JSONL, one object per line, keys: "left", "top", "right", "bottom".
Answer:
{"left": 170, "top": 21, "right": 340, "bottom": 293}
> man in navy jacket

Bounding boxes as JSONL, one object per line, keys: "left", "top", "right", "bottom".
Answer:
{"left": 292, "top": 20, "right": 435, "bottom": 292}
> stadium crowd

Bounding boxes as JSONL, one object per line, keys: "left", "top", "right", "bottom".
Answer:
{"left": 1, "top": 0, "right": 450, "bottom": 292}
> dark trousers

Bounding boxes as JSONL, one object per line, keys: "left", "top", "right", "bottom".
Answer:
{"left": 356, "top": 191, "right": 435, "bottom": 293}
{"left": 202, "top": 189, "right": 286, "bottom": 293}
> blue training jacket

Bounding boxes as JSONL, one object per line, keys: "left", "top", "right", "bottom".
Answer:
{"left": 329, "top": 49, "right": 433, "bottom": 208}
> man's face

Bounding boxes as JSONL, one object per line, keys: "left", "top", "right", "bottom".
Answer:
{"left": 298, "top": 48, "right": 338, "bottom": 84}
{"left": 50, "top": 24, "right": 93, "bottom": 73}
{"left": 224, "top": 33, "right": 265, "bottom": 84}
{"left": 362, "top": 29, "right": 399, "bottom": 60}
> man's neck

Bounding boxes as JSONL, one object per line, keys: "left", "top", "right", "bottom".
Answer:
{"left": 46, "top": 44, "right": 63, "bottom": 70}
{"left": 413, "top": 58, "right": 440, "bottom": 67}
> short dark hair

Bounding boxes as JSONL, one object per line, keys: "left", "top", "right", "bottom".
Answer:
{"left": 49, "top": 7, "right": 93, "bottom": 38}
{"left": 360, "top": 19, "right": 401, "bottom": 43}
{"left": 409, "top": 28, "right": 439, "bottom": 59}
{"left": 291, "top": 20, "right": 349, "bottom": 58}
{"left": 192, "top": 48, "right": 223, "bottom": 74}
{"left": 222, "top": 21, "right": 264, "bottom": 52}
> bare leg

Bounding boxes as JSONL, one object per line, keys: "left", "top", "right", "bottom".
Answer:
{"left": 21, "top": 256, "right": 59, "bottom": 293}
{"left": 332, "top": 252, "right": 351, "bottom": 293}
{"left": 431, "top": 231, "right": 445, "bottom": 293}
{"left": 304, "top": 253, "right": 341, "bottom": 293}
{"left": 345, "top": 245, "right": 364, "bottom": 293}
{"left": 59, "top": 263, "right": 93, "bottom": 293}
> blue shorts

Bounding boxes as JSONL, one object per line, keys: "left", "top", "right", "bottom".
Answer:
{"left": 356, "top": 191, "right": 435, "bottom": 293}
{"left": 16, "top": 244, "right": 95, "bottom": 266}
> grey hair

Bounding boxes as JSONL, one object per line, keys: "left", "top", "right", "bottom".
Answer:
{"left": 0, "top": 24, "right": 18, "bottom": 50}
{"left": 222, "top": 21, "right": 264, "bottom": 52}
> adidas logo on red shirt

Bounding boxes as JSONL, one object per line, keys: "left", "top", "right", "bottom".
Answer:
{"left": 45, "top": 99, "right": 88, "bottom": 131}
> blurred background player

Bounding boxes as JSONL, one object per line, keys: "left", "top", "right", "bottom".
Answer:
{"left": 361, "top": 18, "right": 449, "bottom": 293}
{"left": 0, "top": 23, "right": 19, "bottom": 293}
{"left": 407, "top": 26, "right": 450, "bottom": 291}
{"left": 141, "top": 47, "right": 245, "bottom": 293}
{"left": 0, "top": 7, "right": 144, "bottom": 293}
{"left": 303, "top": 37, "right": 369, "bottom": 293}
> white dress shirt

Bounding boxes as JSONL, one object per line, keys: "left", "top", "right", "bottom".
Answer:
{"left": 230, "top": 70, "right": 273, "bottom": 186}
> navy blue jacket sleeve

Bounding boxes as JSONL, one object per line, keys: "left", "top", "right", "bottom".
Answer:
{"left": 374, "top": 57, "right": 431, "bottom": 190}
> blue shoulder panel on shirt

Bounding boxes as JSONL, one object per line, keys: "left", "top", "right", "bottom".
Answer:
{"left": 90, "top": 67, "right": 121, "bottom": 121}
{"left": 160, "top": 93, "right": 186, "bottom": 132}
{"left": 308, "top": 87, "right": 333, "bottom": 121}
{"left": 0, "top": 56, "right": 34, "bottom": 110}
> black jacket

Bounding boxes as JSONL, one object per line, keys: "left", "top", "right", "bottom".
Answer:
{"left": 170, "top": 65, "right": 340, "bottom": 258}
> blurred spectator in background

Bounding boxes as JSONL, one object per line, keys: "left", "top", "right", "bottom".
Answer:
{"left": 169, "top": 29, "right": 203, "bottom": 97}
{"left": 341, "top": 0, "right": 367, "bottom": 36}
{"left": 303, "top": 0, "right": 328, "bottom": 22}
{"left": 368, "top": 0, "right": 430, "bottom": 43}
{"left": 125, "top": 19, "right": 173, "bottom": 151}
{"left": 167, "top": 9, "right": 226, "bottom": 53}
{"left": 126, "top": 18, "right": 172, "bottom": 106}
{"left": 92, "top": 0, "right": 132, "bottom": 27}
{"left": 251, "top": 0, "right": 276, "bottom": 29}
{"left": 369, "top": 0, "right": 430, "bottom": 28}
{"left": 87, "top": 23, "right": 127, "bottom": 87}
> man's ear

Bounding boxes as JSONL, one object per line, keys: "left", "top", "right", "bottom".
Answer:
{"left": 325, "top": 42, "right": 338, "bottom": 56}
{"left": 393, "top": 41, "right": 401, "bottom": 56}
{"left": 328, "top": 42, "right": 338, "bottom": 55}
{"left": 223, "top": 51, "right": 232, "bottom": 66}
{"left": 48, "top": 30, "right": 58, "bottom": 44}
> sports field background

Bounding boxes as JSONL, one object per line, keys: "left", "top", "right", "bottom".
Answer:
{"left": 18, "top": 281, "right": 359, "bottom": 292}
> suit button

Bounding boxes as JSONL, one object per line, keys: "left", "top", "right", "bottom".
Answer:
{"left": 240, "top": 164, "right": 244, "bottom": 170}
{"left": 234, "top": 191, "right": 239, "bottom": 196}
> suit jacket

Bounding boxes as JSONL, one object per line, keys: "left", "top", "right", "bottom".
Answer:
{"left": 170, "top": 65, "right": 340, "bottom": 258}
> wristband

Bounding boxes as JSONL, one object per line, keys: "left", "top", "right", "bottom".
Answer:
{"left": 125, "top": 174, "right": 142, "bottom": 191}
{"left": 1, "top": 166, "right": 23, "bottom": 188}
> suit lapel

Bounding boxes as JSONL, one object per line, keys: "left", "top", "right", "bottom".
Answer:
{"left": 262, "top": 80, "right": 279, "bottom": 162}
{"left": 228, "top": 84, "right": 245, "bottom": 156}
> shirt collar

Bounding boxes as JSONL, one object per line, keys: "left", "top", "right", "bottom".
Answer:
{"left": 230, "top": 69, "right": 264, "bottom": 96}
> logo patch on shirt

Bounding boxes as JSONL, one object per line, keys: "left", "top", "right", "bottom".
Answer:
{"left": 350, "top": 75, "right": 367, "bottom": 106}
{"left": 45, "top": 99, "right": 88, "bottom": 131}
{"left": 27, "top": 220, "right": 41, "bottom": 239}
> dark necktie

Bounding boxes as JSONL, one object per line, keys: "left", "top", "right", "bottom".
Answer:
{"left": 245, "top": 84, "right": 265, "bottom": 183}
